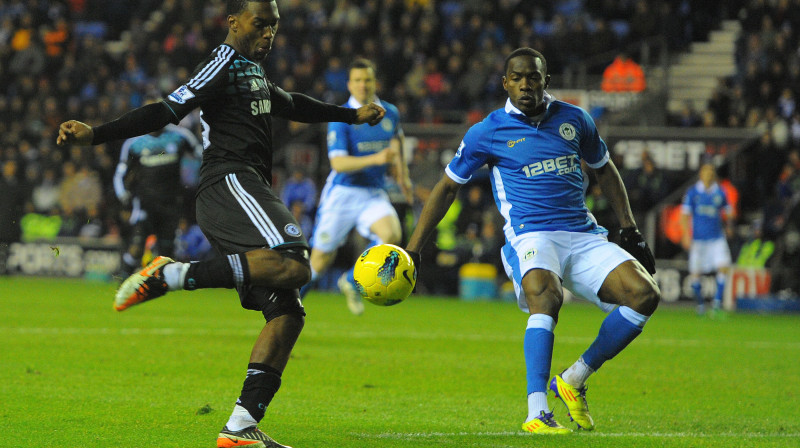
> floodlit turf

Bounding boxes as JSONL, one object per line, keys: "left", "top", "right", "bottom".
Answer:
{"left": 1, "top": 276, "right": 799, "bottom": 447}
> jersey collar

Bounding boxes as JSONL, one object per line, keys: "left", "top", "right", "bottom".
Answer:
{"left": 695, "top": 180, "right": 719, "bottom": 193}
{"left": 347, "top": 95, "right": 382, "bottom": 109}
{"left": 505, "top": 91, "right": 555, "bottom": 123}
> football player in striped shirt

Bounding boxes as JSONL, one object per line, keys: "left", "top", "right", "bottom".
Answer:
{"left": 57, "top": 1, "right": 384, "bottom": 446}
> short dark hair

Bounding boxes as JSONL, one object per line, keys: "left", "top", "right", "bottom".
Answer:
{"left": 350, "top": 58, "right": 376, "bottom": 73}
{"left": 227, "top": 0, "right": 274, "bottom": 16}
{"left": 504, "top": 48, "right": 547, "bottom": 75}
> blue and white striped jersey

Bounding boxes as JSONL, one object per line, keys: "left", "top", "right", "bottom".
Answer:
{"left": 445, "top": 93, "right": 609, "bottom": 239}
{"left": 326, "top": 96, "right": 402, "bottom": 189}
{"left": 681, "top": 181, "right": 730, "bottom": 240}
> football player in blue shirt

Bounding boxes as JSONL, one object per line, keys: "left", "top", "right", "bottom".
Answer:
{"left": 680, "top": 162, "right": 733, "bottom": 315}
{"left": 304, "top": 58, "right": 412, "bottom": 314}
{"left": 406, "top": 48, "right": 660, "bottom": 434}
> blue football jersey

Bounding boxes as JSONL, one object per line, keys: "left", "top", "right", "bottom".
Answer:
{"left": 326, "top": 96, "right": 403, "bottom": 189}
{"left": 446, "top": 94, "right": 609, "bottom": 239}
{"left": 681, "top": 181, "right": 730, "bottom": 240}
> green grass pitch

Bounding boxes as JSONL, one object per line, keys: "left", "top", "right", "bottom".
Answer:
{"left": 1, "top": 276, "right": 799, "bottom": 447}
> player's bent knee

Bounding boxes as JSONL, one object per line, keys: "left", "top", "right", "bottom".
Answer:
{"left": 278, "top": 260, "right": 311, "bottom": 289}
{"left": 278, "top": 247, "right": 311, "bottom": 288}
{"left": 523, "top": 283, "right": 564, "bottom": 317}
{"left": 631, "top": 279, "right": 661, "bottom": 316}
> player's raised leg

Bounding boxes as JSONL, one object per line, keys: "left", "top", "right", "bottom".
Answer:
{"left": 114, "top": 255, "right": 175, "bottom": 311}
{"left": 115, "top": 247, "right": 310, "bottom": 311}
{"left": 554, "top": 260, "right": 660, "bottom": 429}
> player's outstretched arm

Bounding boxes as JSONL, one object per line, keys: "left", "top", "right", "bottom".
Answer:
{"left": 330, "top": 147, "right": 397, "bottom": 173}
{"left": 592, "top": 158, "right": 656, "bottom": 274}
{"left": 406, "top": 174, "right": 460, "bottom": 286}
{"left": 391, "top": 136, "right": 414, "bottom": 204}
{"left": 354, "top": 103, "right": 385, "bottom": 126}
{"left": 57, "top": 102, "right": 175, "bottom": 146}
{"left": 591, "top": 158, "right": 636, "bottom": 229}
{"left": 57, "top": 120, "right": 93, "bottom": 146}
{"left": 406, "top": 174, "right": 461, "bottom": 255}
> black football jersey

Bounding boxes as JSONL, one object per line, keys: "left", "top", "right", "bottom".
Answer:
{"left": 115, "top": 124, "right": 202, "bottom": 202}
{"left": 163, "top": 44, "right": 296, "bottom": 190}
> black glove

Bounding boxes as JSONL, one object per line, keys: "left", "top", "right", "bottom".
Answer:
{"left": 618, "top": 227, "right": 656, "bottom": 274}
{"left": 406, "top": 249, "right": 421, "bottom": 292}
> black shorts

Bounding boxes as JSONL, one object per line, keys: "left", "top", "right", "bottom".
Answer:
{"left": 196, "top": 171, "right": 308, "bottom": 321}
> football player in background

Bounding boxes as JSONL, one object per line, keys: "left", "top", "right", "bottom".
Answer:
{"left": 57, "top": 0, "right": 384, "bottom": 446}
{"left": 303, "top": 58, "right": 412, "bottom": 314}
{"left": 405, "top": 48, "right": 660, "bottom": 434}
{"left": 681, "top": 162, "right": 733, "bottom": 315}
{"left": 113, "top": 119, "right": 203, "bottom": 277}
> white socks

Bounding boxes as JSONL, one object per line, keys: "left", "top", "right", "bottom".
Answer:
{"left": 562, "top": 357, "right": 594, "bottom": 389}
{"left": 162, "top": 262, "right": 189, "bottom": 290}
{"left": 225, "top": 404, "right": 258, "bottom": 431}
{"left": 526, "top": 392, "right": 550, "bottom": 421}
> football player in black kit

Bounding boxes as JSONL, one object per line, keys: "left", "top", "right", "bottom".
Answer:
{"left": 56, "top": 1, "right": 385, "bottom": 447}
{"left": 114, "top": 121, "right": 203, "bottom": 277}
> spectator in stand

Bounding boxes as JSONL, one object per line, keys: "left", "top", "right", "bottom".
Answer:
{"left": 625, "top": 151, "right": 668, "bottom": 227}
{"left": 173, "top": 217, "right": 213, "bottom": 262}
{"left": 765, "top": 106, "right": 790, "bottom": 149}
{"left": 630, "top": 0, "right": 659, "bottom": 42}
{"left": 670, "top": 101, "right": 701, "bottom": 127}
{"left": 280, "top": 168, "right": 317, "bottom": 226}
{"left": 0, "top": 159, "right": 26, "bottom": 244}
{"left": 588, "top": 19, "right": 617, "bottom": 56}
{"left": 455, "top": 183, "right": 488, "bottom": 236}
{"left": 31, "top": 167, "right": 61, "bottom": 213}
{"left": 601, "top": 52, "right": 646, "bottom": 93}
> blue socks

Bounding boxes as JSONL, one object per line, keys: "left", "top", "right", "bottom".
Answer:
{"left": 582, "top": 306, "right": 646, "bottom": 371}
{"left": 346, "top": 266, "right": 357, "bottom": 286}
{"left": 692, "top": 280, "right": 703, "bottom": 307}
{"left": 714, "top": 274, "right": 725, "bottom": 307}
{"left": 524, "top": 314, "right": 555, "bottom": 395}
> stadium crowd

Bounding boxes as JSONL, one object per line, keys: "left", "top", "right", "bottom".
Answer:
{"left": 0, "top": 0, "right": 797, "bottom": 294}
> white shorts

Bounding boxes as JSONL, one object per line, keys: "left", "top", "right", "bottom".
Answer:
{"left": 501, "top": 231, "right": 634, "bottom": 313}
{"left": 311, "top": 183, "right": 398, "bottom": 252}
{"left": 688, "top": 237, "right": 731, "bottom": 275}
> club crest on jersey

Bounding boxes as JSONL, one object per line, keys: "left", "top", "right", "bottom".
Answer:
{"left": 168, "top": 85, "right": 195, "bottom": 104}
{"left": 380, "top": 118, "right": 393, "bottom": 132}
{"left": 284, "top": 223, "right": 301, "bottom": 237}
{"left": 559, "top": 123, "right": 576, "bottom": 141}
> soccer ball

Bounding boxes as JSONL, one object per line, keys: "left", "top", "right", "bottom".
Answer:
{"left": 353, "top": 244, "right": 416, "bottom": 306}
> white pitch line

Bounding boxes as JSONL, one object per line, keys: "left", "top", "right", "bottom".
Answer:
{"left": 2, "top": 327, "right": 800, "bottom": 350}
{"left": 359, "top": 430, "right": 800, "bottom": 439}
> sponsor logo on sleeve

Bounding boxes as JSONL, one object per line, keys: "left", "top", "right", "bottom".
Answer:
{"left": 168, "top": 85, "right": 196, "bottom": 104}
